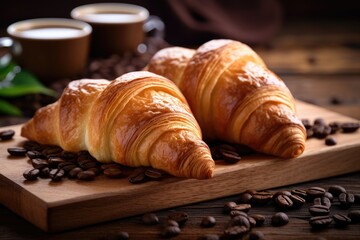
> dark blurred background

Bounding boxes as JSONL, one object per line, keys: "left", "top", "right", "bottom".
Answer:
{"left": 1, "top": 0, "right": 359, "bottom": 46}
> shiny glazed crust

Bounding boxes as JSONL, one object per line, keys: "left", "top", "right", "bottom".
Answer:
{"left": 146, "top": 39, "right": 306, "bottom": 158}
{"left": 21, "top": 71, "right": 215, "bottom": 179}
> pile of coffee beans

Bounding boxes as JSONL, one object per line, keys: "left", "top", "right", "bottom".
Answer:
{"left": 301, "top": 118, "right": 359, "bottom": 145}
{"left": 7, "top": 140, "right": 167, "bottom": 183}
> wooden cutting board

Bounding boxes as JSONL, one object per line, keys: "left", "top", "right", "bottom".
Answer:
{"left": 0, "top": 101, "right": 359, "bottom": 232}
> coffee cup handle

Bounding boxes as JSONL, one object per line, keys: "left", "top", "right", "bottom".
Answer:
{"left": 143, "top": 15, "right": 165, "bottom": 39}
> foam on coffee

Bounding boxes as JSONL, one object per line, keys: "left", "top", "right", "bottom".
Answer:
{"left": 17, "top": 27, "right": 84, "bottom": 39}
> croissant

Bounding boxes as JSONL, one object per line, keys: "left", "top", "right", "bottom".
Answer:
{"left": 21, "top": 71, "right": 215, "bottom": 179}
{"left": 146, "top": 39, "right": 306, "bottom": 158}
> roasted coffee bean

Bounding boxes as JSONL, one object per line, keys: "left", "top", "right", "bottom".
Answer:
{"left": 160, "top": 226, "right": 181, "bottom": 238}
{"left": 104, "top": 167, "right": 124, "bottom": 178}
{"left": 309, "top": 205, "right": 330, "bottom": 216}
{"left": 168, "top": 211, "right": 188, "bottom": 226}
{"left": 78, "top": 159, "right": 97, "bottom": 170}
{"left": 49, "top": 168, "right": 65, "bottom": 181}
{"left": 314, "top": 118, "right": 326, "bottom": 126}
{"left": 23, "top": 168, "right": 40, "bottom": 180}
{"left": 223, "top": 225, "right": 248, "bottom": 238}
{"left": 218, "top": 144, "right": 238, "bottom": 154}
{"left": 109, "top": 231, "right": 129, "bottom": 240}
{"left": 7, "top": 147, "right": 27, "bottom": 156}
{"left": 348, "top": 210, "right": 360, "bottom": 223}
{"left": 250, "top": 214, "right": 266, "bottom": 226}
{"left": 48, "top": 157, "right": 65, "bottom": 168}
{"left": 61, "top": 151, "right": 78, "bottom": 161}
{"left": 200, "top": 216, "right": 216, "bottom": 228}
{"left": 271, "top": 212, "right": 289, "bottom": 227}
{"left": 101, "top": 163, "right": 121, "bottom": 170}
{"left": 230, "top": 211, "right": 248, "bottom": 218}
{"left": 339, "top": 192, "right": 355, "bottom": 209}
{"left": 306, "top": 187, "right": 326, "bottom": 199}
{"left": 289, "top": 194, "right": 306, "bottom": 208}
{"left": 273, "top": 191, "right": 292, "bottom": 199}
{"left": 128, "top": 168, "right": 147, "bottom": 184}
{"left": 245, "top": 189, "right": 258, "bottom": 195}
{"left": 251, "top": 191, "right": 273, "bottom": 205}
{"left": 306, "top": 129, "right": 314, "bottom": 139}
{"left": 341, "top": 122, "right": 359, "bottom": 133}
{"left": 77, "top": 170, "right": 96, "bottom": 181}
{"left": 325, "top": 137, "right": 337, "bottom": 146}
{"left": 229, "top": 215, "right": 250, "bottom": 229}
{"left": 26, "top": 150, "right": 46, "bottom": 159}
{"left": 301, "top": 119, "right": 312, "bottom": 129}
{"left": 313, "top": 197, "right": 331, "bottom": 208}
{"left": 313, "top": 125, "right": 331, "bottom": 139}
{"left": 324, "top": 192, "right": 334, "bottom": 202}
{"left": 197, "top": 234, "right": 220, "bottom": 240}
{"left": 249, "top": 230, "right": 265, "bottom": 240}
{"left": 291, "top": 189, "right": 308, "bottom": 200}
{"left": 333, "top": 213, "right": 352, "bottom": 228}
{"left": 220, "top": 150, "right": 241, "bottom": 164}
{"left": 0, "top": 129, "right": 15, "bottom": 140}
{"left": 42, "top": 145, "right": 63, "bottom": 156}
{"left": 248, "top": 216, "right": 257, "bottom": 228}
{"left": 329, "top": 122, "right": 341, "bottom": 134}
{"left": 275, "top": 195, "right": 293, "bottom": 210}
{"left": 328, "top": 185, "right": 346, "bottom": 197}
{"left": 58, "top": 161, "right": 77, "bottom": 172}
{"left": 164, "top": 220, "right": 179, "bottom": 228}
{"left": 145, "top": 168, "right": 166, "bottom": 179}
{"left": 231, "top": 204, "right": 251, "bottom": 212}
{"left": 31, "top": 158, "right": 49, "bottom": 169}
{"left": 142, "top": 213, "right": 159, "bottom": 225}
{"left": 238, "top": 192, "right": 252, "bottom": 203}
{"left": 87, "top": 167, "right": 101, "bottom": 176}
{"left": 223, "top": 201, "right": 237, "bottom": 213}
{"left": 39, "top": 167, "right": 50, "bottom": 178}
{"left": 23, "top": 141, "right": 43, "bottom": 151}
{"left": 309, "top": 216, "right": 333, "bottom": 229}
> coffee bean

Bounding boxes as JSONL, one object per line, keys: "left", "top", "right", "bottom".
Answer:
{"left": 77, "top": 170, "right": 95, "bottom": 181}
{"left": 103, "top": 167, "right": 123, "bottom": 178}
{"left": 229, "top": 215, "right": 250, "bottom": 229}
{"left": 231, "top": 204, "right": 251, "bottom": 213}
{"left": 160, "top": 226, "right": 181, "bottom": 238}
{"left": 313, "top": 125, "right": 331, "bottom": 139}
{"left": 309, "top": 216, "right": 333, "bottom": 229}
{"left": 168, "top": 211, "right": 188, "bottom": 226}
{"left": 313, "top": 197, "right": 331, "bottom": 208}
{"left": 145, "top": 168, "right": 166, "bottom": 179}
{"left": 101, "top": 163, "right": 121, "bottom": 170}
{"left": 109, "top": 231, "right": 129, "bottom": 240}
{"left": 333, "top": 213, "right": 352, "bottom": 228}
{"left": 314, "top": 118, "right": 326, "bottom": 126}
{"left": 301, "top": 119, "right": 312, "bottom": 129}
{"left": 289, "top": 194, "right": 306, "bottom": 208}
{"left": 58, "top": 161, "right": 77, "bottom": 172}
{"left": 61, "top": 151, "right": 78, "bottom": 161}
{"left": 26, "top": 150, "right": 46, "bottom": 159}
{"left": 324, "top": 192, "right": 334, "bottom": 202}
{"left": 39, "top": 167, "right": 50, "bottom": 178}
{"left": 291, "top": 189, "right": 308, "bottom": 200}
{"left": 249, "top": 230, "right": 265, "bottom": 240}
{"left": 325, "top": 137, "right": 337, "bottom": 146}
{"left": 223, "top": 201, "right": 237, "bottom": 213}
{"left": 31, "top": 158, "right": 49, "bottom": 169}
{"left": 348, "top": 210, "right": 360, "bottom": 223}
{"left": 248, "top": 216, "right": 257, "bottom": 228}
{"left": 309, "top": 205, "right": 330, "bottom": 216}
{"left": 23, "top": 168, "right": 40, "bottom": 181}
{"left": 7, "top": 147, "right": 27, "bottom": 156}
{"left": 238, "top": 192, "right": 252, "bottom": 204}
{"left": 223, "top": 225, "right": 248, "bottom": 238}
{"left": 306, "top": 129, "right": 314, "bottom": 139}
{"left": 49, "top": 168, "right": 65, "bottom": 181}
{"left": 341, "top": 122, "right": 359, "bottom": 133}
{"left": 273, "top": 190, "right": 292, "bottom": 199}
{"left": 23, "top": 141, "right": 43, "bottom": 151}
{"left": 306, "top": 187, "right": 326, "bottom": 199}
{"left": 328, "top": 185, "right": 346, "bottom": 197}
{"left": 200, "top": 216, "right": 216, "bottom": 228}
{"left": 42, "top": 145, "right": 63, "bottom": 156}
{"left": 250, "top": 214, "right": 266, "bottom": 226}
{"left": 0, "top": 129, "right": 15, "bottom": 140}
{"left": 87, "top": 167, "right": 101, "bottom": 176}
{"left": 197, "top": 234, "right": 219, "bottom": 240}
{"left": 47, "top": 157, "right": 64, "bottom": 168}
{"left": 230, "top": 211, "right": 248, "bottom": 218}
{"left": 275, "top": 195, "right": 293, "bottom": 210}
{"left": 271, "top": 212, "right": 289, "bottom": 227}
{"left": 128, "top": 168, "right": 148, "bottom": 184}
{"left": 251, "top": 191, "right": 273, "bottom": 205}
{"left": 78, "top": 159, "right": 98, "bottom": 170}
{"left": 220, "top": 150, "right": 241, "bottom": 164}
{"left": 165, "top": 220, "right": 179, "bottom": 227}
{"left": 329, "top": 122, "right": 341, "bottom": 134}
{"left": 339, "top": 192, "right": 355, "bottom": 209}
{"left": 142, "top": 213, "right": 159, "bottom": 225}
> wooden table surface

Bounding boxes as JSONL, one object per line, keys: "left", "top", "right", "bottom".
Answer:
{"left": 1, "top": 20, "right": 359, "bottom": 239}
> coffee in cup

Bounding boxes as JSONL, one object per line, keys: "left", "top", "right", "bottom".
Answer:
{"left": 0, "top": 18, "right": 92, "bottom": 82}
{"left": 71, "top": 3, "right": 163, "bottom": 57}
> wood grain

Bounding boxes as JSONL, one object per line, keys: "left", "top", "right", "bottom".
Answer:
{"left": 0, "top": 101, "right": 359, "bottom": 232}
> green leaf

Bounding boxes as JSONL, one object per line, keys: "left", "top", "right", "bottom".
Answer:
{"left": 0, "top": 64, "right": 57, "bottom": 98}
{"left": 0, "top": 99, "right": 22, "bottom": 116}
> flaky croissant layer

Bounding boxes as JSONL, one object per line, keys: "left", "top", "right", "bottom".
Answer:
{"left": 146, "top": 39, "right": 306, "bottom": 158}
{"left": 21, "top": 71, "right": 215, "bottom": 179}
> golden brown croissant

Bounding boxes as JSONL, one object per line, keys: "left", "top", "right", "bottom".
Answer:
{"left": 146, "top": 39, "right": 306, "bottom": 158}
{"left": 21, "top": 71, "right": 215, "bottom": 179}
